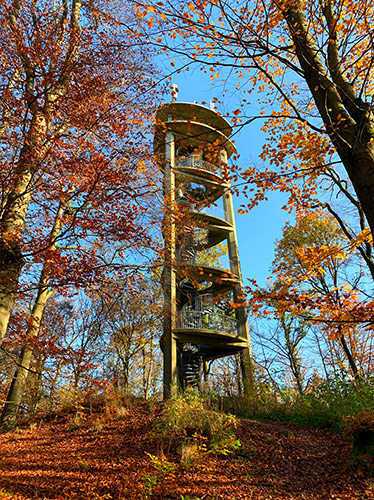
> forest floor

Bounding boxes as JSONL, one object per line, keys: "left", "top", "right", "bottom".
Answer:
{"left": 0, "top": 401, "right": 373, "bottom": 500}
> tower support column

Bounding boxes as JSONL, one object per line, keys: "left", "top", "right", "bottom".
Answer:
{"left": 221, "top": 150, "right": 254, "bottom": 396}
{"left": 163, "top": 131, "right": 178, "bottom": 398}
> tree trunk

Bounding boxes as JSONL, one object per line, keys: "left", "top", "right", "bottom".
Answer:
{"left": 0, "top": 346, "right": 34, "bottom": 433}
{"left": 0, "top": 195, "right": 65, "bottom": 432}
{"left": 142, "top": 345, "right": 153, "bottom": 400}
{"left": 0, "top": 247, "right": 24, "bottom": 350}
{"left": 283, "top": 2, "right": 374, "bottom": 237}
{"left": 339, "top": 333, "right": 360, "bottom": 378}
{"left": 0, "top": 281, "right": 53, "bottom": 432}
{"left": 0, "top": 0, "right": 82, "bottom": 348}
{"left": 0, "top": 145, "right": 44, "bottom": 347}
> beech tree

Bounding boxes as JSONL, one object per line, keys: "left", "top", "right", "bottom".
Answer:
{"left": 99, "top": 277, "right": 162, "bottom": 396}
{"left": 0, "top": 0, "right": 161, "bottom": 431}
{"left": 0, "top": 0, "right": 159, "bottom": 349}
{"left": 252, "top": 313, "right": 309, "bottom": 394}
{"left": 252, "top": 213, "right": 373, "bottom": 377}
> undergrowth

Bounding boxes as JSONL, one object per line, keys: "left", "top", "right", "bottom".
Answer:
{"left": 233, "top": 375, "right": 374, "bottom": 431}
{"left": 155, "top": 388, "right": 241, "bottom": 458}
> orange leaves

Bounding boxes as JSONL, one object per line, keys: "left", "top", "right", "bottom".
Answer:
{"left": 140, "top": 0, "right": 374, "bottom": 265}
{"left": 135, "top": 5, "right": 145, "bottom": 18}
{"left": 137, "top": 3, "right": 166, "bottom": 25}
{"left": 348, "top": 228, "right": 373, "bottom": 250}
{"left": 296, "top": 244, "right": 347, "bottom": 277}
{"left": 249, "top": 211, "right": 374, "bottom": 342}
{"left": 209, "top": 70, "right": 220, "bottom": 81}
{"left": 251, "top": 114, "right": 335, "bottom": 214}
{"left": 0, "top": 0, "right": 161, "bottom": 304}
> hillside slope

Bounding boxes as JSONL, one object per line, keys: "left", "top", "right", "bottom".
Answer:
{"left": 0, "top": 402, "right": 372, "bottom": 499}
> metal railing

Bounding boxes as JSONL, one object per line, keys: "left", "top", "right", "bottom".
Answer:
{"left": 177, "top": 246, "right": 197, "bottom": 265}
{"left": 177, "top": 309, "right": 238, "bottom": 334}
{"left": 177, "top": 198, "right": 229, "bottom": 223}
{"left": 197, "top": 204, "right": 228, "bottom": 221}
{"left": 177, "top": 200, "right": 228, "bottom": 221}
{"left": 177, "top": 245, "right": 233, "bottom": 271}
{"left": 176, "top": 157, "right": 221, "bottom": 176}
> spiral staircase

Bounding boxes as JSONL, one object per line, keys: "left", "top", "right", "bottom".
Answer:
{"left": 154, "top": 102, "right": 253, "bottom": 396}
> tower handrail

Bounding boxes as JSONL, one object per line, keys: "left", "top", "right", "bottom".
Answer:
{"left": 177, "top": 309, "right": 238, "bottom": 335}
{"left": 197, "top": 204, "right": 229, "bottom": 221}
{"left": 176, "top": 157, "right": 221, "bottom": 175}
{"left": 177, "top": 196, "right": 229, "bottom": 223}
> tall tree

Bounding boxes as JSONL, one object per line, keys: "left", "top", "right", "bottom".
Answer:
{"left": 0, "top": 0, "right": 158, "bottom": 348}
{"left": 252, "top": 213, "right": 371, "bottom": 377}
{"left": 253, "top": 313, "right": 309, "bottom": 394}
{"left": 100, "top": 276, "right": 162, "bottom": 396}
{"left": 0, "top": 0, "right": 161, "bottom": 431}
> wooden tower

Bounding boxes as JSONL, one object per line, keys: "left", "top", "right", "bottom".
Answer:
{"left": 154, "top": 101, "right": 253, "bottom": 398}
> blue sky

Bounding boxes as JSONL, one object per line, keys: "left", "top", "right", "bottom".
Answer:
{"left": 164, "top": 69, "right": 293, "bottom": 288}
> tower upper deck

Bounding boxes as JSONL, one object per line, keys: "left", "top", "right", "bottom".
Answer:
{"left": 154, "top": 102, "right": 236, "bottom": 157}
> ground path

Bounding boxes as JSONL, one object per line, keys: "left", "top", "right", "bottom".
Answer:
{"left": 0, "top": 402, "right": 372, "bottom": 499}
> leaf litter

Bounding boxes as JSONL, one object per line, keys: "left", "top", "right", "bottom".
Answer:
{"left": 0, "top": 402, "right": 372, "bottom": 499}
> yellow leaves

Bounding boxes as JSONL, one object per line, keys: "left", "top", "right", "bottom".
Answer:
{"left": 296, "top": 244, "right": 347, "bottom": 275}
{"left": 348, "top": 228, "right": 373, "bottom": 249}
{"left": 137, "top": 160, "right": 148, "bottom": 174}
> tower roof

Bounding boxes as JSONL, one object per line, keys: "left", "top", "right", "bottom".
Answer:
{"left": 155, "top": 102, "right": 236, "bottom": 157}
{"left": 156, "top": 102, "right": 233, "bottom": 137}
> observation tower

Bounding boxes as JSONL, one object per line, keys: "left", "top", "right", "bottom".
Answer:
{"left": 154, "top": 101, "right": 253, "bottom": 397}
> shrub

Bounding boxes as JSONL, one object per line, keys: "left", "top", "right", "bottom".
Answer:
{"left": 157, "top": 388, "right": 241, "bottom": 456}
{"left": 141, "top": 453, "right": 176, "bottom": 499}
{"left": 343, "top": 412, "right": 374, "bottom": 457}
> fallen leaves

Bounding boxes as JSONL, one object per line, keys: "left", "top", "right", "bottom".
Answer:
{"left": 0, "top": 403, "right": 373, "bottom": 499}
